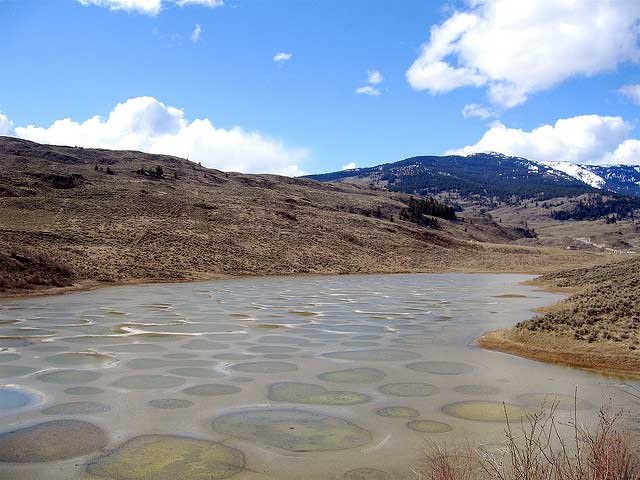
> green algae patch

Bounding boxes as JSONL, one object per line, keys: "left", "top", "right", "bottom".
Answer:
{"left": 231, "top": 361, "right": 297, "bottom": 374}
{"left": 268, "top": 382, "right": 371, "bottom": 406}
{"left": 407, "top": 420, "right": 452, "bottom": 433}
{"left": 318, "top": 367, "right": 386, "bottom": 384}
{"left": 148, "top": 399, "right": 194, "bottom": 409}
{"left": 65, "top": 386, "right": 105, "bottom": 395}
{"left": 182, "top": 384, "right": 242, "bottom": 396}
{"left": 87, "top": 435, "right": 244, "bottom": 480}
{"left": 378, "top": 382, "right": 439, "bottom": 397}
{"left": 442, "top": 401, "right": 532, "bottom": 422}
{"left": 211, "top": 408, "right": 372, "bottom": 452}
{"left": 453, "top": 384, "right": 501, "bottom": 395}
{"left": 0, "top": 420, "right": 107, "bottom": 462}
{"left": 37, "top": 369, "right": 101, "bottom": 384}
{"left": 323, "top": 349, "right": 420, "bottom": 362}
{"left": 342, "top": 468, "right": 391, "bottom": 480}
{"left": 42, "top": 401, "right": 110, "bottom": 415}
{"left": 405, "top": 361, "right": 473, "bottom": 375}
{"left": 0, "top": 365, "right": 37, "bottom": 377}
{"left": 111, "top": 375, "right": 185, "bottom": 390}
{"left": 375, "top": 406, "right": 420, "bottom": 418}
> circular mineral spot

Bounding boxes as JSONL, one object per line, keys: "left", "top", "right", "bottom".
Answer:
{"left": 405, "top": 361, "right": 473, "bottom": 375}
{"left": 182, "top": 339, "right": 229, "bottom": 351}
{"left": 0, "top": 420, "right": 108, "bottom": 462}
{"left": 407, "top": 420, "right": 453, "bottom": 433}
{"left": 375, "top": 406, "right": 420, "bottom": 418}
{"left": 29, "top": 345, "right": 69, "bottom": 353}
{"left": 263, "top": 353, "right": 291, "bottom": 360}
{"left": 212, "top": 353, "right": 256, "bottom": 361}
{"left": 86, "top": 434, "right": 244, "bottom": 480}
{"left": 442, "top": 401, "right": 532, "bottom": 422}
{"left": 453, "top": 385, "right": 502, "bottom": 395}
{"left": 148, "top": 399, "right": 194, "bottom": 410}
{"left": 42, "top": 401, "right": 110, "bottom": 416}
{"left": 342, "top": 468, "right": 391, "bottom": 480}
{"left": 182, "top": 384, "right": 241, "bottom": 397}
{"left": 513, "top": 393, "right": 594, "bottom": 411}
{"left": 391, "top": 335, "right": 433, "bottom": 346}
{"left": 268, "top": 382, "right": 371, "bottom": 406}
{"left": 126, "top": 358, "right": 212, "bottom": 370}
{"left": 168, "top": 367, "right": 221, "bottom": 378}
{"left": 0, "top": 365, "right": 37, "bottom": 378}
{"left": 0, "top": 354, "right": 20, "bottom": 363}
{"left": 112, "top": 375, "right": 186, "bottom": 390}
{"left": 228, "top": 377, "right": 254, "bottom": 383}
{"left": 37, "top": 369, "right": 101, "bottom": 384}
{"left": 0, "top": 386, "right": 42, "bottom": 412}
{"left": 341, "top": 341, "right": 379, "bottom": 348}
{"left": 64, "top": 386, "right": 105, "bottom": 396}
{"left": 323, "top": 349, "right": 420, "bottom": 362}
{"left": 211, "top": 408, "right": 371, "bottom": 452}
{"left": 317, "top": 367, "right": 386, "bottom": 384}
{"left": 248, "top": 345, "right": 300, "bottom": 354}
{"left": 107, "top": 343, "right": 166, "bottom": 353}
{"left": 163, "top": 353, "right": 199, "bottom": 359}
{"left": 378, "top": 383, "right": 439, "bottom": 397}
{"left": 231, "top": 361, "right": 297, "bottom": 374}
{"left": 256, "top": 335, "right": 310, "bottom": 346}
{"left": 44, "top": 352, "right": 117, "bottom": 368}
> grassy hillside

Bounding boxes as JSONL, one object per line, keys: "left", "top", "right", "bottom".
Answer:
{"left": 0, "top": 136, "right": 599, "bottom": 295}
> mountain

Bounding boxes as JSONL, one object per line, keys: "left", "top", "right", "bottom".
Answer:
{"left": 1, "top": 136, "right": 589, "bottom": 294}
{"left": 307, "top": 153, "right": 640, "bottom": 199}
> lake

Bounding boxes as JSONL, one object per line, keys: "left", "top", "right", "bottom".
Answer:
{"left": 0, "top": 273, "right": 637, "bottom": 479}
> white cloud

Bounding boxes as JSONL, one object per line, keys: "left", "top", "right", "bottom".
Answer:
{"left": 12, "top": 97, "right": 307, "bottom": 175}
{"left": 273, "top": 52, "right": 292, "bottom": 62}
{"left": 448, "top": 114, "right": 640, "bottom": 165}
{"left": 0, "top": 113, "right": 14, "bottom": 135}
{"left": 367, "top": 70, "right": 383, "bottom": 85}
{"left": 77, "top": 0, "right": 222, "bottom": 15}
{"left": 342, "top": 162, "right": 357, "bottom": 170}
{"left": 355, "top": 86, "right": 381, "bottom": 96}
{"left": 619, "top": 84, "right": 640, "bottom": 105}
{"left": 191, "top": 24, "right": 202, "bottom": 43}
{"left": 462, "top": 103, "right": 496, "bottom": 120}
{"left": 407, "top": 1, "right": 640, "bottom": 107}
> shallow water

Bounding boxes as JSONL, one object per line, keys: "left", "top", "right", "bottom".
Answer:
{"left": 0, "top": 273, "right": 637, "bottom": 479}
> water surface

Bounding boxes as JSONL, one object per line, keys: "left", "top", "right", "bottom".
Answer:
{"left": 0, "top": 273, "right": 637, "bottom": 479}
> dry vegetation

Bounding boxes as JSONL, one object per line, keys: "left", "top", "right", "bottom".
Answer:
{"left": 0, "top": 136, "right": 599, "bottom": 295}
{"left": 479, "top": 257, "right": 640, "bottom": 376}
{"left": 415, "top": 402, "right": 640, "bottom": 480}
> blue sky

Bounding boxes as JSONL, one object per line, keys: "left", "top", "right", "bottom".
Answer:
{"left": 2, "top": 0, "right": 640, "bottom": 174}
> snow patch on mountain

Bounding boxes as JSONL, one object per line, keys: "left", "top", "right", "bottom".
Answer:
{"left": 539, "top": 161, "right": 606, "bottom": 189}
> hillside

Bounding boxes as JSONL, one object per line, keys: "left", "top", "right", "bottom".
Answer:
{"left": 0, "top": 136, "right": 601, "bottom": 295}
{"left": 306, "top": 152, "right": 640, "bottom": 199}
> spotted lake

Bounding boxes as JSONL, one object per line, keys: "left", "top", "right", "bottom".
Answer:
{"left": 0, "top": 274, "right": 637, "bottom": 479}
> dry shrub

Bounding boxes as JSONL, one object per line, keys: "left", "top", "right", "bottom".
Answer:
{"left": 416, "top": 399, "right": 639, "bottom": 480}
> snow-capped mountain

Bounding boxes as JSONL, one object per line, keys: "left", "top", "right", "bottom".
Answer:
{"left": 307, "top": 153, "right": 640, "bottom": 198}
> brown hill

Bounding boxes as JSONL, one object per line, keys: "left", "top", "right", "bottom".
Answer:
{"left": 0, "top": 136, "right": 599, "bottom": 295}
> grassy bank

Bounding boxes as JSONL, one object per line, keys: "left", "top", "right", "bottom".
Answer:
{"left": 479, "top": 256, "right": 640, "bottom": 377}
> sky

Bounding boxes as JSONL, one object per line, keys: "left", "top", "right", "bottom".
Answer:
{"left": 2, "top": 0, "right": 640, "bottom": 174}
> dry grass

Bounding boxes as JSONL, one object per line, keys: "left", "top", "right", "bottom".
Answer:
{"left": 415, "top": 401, "right": 639, "bottom": 480}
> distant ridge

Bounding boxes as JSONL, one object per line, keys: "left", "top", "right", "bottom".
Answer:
{"left": 306, "top": 153, "right": 640, "bottom": 199}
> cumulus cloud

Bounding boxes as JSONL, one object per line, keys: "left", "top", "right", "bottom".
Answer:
{"left": 619, "top": 84, "right": 640, "bottom": 105}
{"left": 191, "top": 24, "right": 202, "bottom": 43}
{"left": 12, "top": 97, "right": 307, "bottom": 175}
{"left": 462, "top": 103, "right": 496, "bottom": 120}
{"left": 448, "top": 114, "right": 640, "bottom": 165}
{"left": 407, "top": 1, "right": 640, "bottom": 107}
{"left": 0, "top": 113, "right": 14, "bottom": 135}
{"left": 367, "top": 70, "right": 383, "bottom": 85}
{"left": 342, "top": 162, "right": 357, "bottom": 170}
{"left": 273, "top": 52, "right": 292, "bottom": 62}
{"left": 77, "top": 0, "right": 222, "bottom": 15}
{"left": 355, "top": 86, "right": 380, "bottom": 96}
